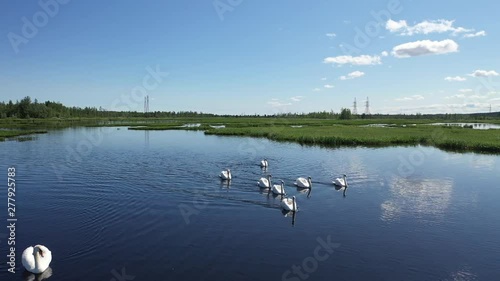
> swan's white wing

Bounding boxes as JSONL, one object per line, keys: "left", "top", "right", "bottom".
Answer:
{"left": 22, "top": 246, "right": 35, "bottom": 272}
{"left": 258, "top": 178, "right": 269, "bottom": 187}
{"left": 38, "top": 246, "right": 52, "bottom": 272}
{"left": 295, "top": 177, "right": 309, "bottom": 188}
{"left": 280, "top": 198, "right": 293, "bottom": 211}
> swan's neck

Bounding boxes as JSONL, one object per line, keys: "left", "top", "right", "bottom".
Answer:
{"left": 344, "top": 176, "right": 347, "bottom": 186}
{"left": 34, "top": 251, "right": 40, "bottom": 270}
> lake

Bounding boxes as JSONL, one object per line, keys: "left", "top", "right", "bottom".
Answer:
{"left": 1, "top": 127, "right": 499, "bottom": 281}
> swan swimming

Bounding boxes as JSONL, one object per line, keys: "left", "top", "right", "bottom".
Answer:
{"left": 260, "top": 159, "right": 268, "bottom": 168}
{"left": 281, "top": 196, "right": 297, "bottom": 212}
{"left": 22, "top": 245, "right": 52, "bottom": 274}
{"left": 258, "top": 174, "right": 272, "bottom": 188}
{"left": 219, "top": 169, "right": 232, "bottom": 180}
{"left": 295, "top": 176, "right": 312, "bottom": 189}
{"left": 333, "top": 174, "right": 348, "bottom": 187}
{"left": 271, "top": 180, "right": 286, "bottom": 195}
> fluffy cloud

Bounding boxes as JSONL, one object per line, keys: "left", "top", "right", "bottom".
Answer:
{"left": 444, "top": 76, "right": 466, "bottom": 82}
{"left": 267, "top": 99, "right": 291, "bottom": 108}
{"left": 463, "top": 30, "right": 486, "bottom": 38}
{"left": 313, "top": 88, "right": 321, "bottom": 92}
{"left": 324, "top": 84, "right": 334, "bottom": 89}
{"left": 340, "top": 71, "right": 365, "bottom": 80}
{"left": 323, "top": 55, "right": 381, "bottom": 66}
{"left": 325, "top": 33, "right": 336, "bottom": 38}
{"left": 381, "top": 51, "right": 389, "bottom": 57}
{"left": 386, "top": 19, "right": 473, "bottom": 36}
{"left": 469, "top": 70, "right": 499, "bottom": 77}
{"left": 290, "top": 96, "right": 303, "bottom": 102}
{"left": 391, "top": 39, "right": 458, "bottom": 58}
{"left": 321, "top": 77, "right": 327, "bottom": 81}
{"left": 395, "top": 95, "right": 425, "bottom": 101}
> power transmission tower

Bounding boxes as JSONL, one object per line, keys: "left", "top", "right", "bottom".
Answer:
{"left": 144, "top": 95, "right": 149, "bottom": 113}
{"left": 364, "top": 97, "right": 371, "bottom": 115}
{"left": 352, "top": 98, "right": 358, "bottom": 114}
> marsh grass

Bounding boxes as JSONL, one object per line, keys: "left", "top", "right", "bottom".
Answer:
{"left": 0, "top": 129, "right": 47, "bottom": 141}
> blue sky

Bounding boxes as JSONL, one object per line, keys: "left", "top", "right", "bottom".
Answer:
{"left": 1, "top": 0, "right": 499, "bottom": 115}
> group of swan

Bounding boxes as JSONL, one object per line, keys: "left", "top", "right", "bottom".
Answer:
{"left": 220, "top": 159, "right": 348, "bottom": 213}
{"left": 222, "top": 159, "right": 349, "bottom": 211}
{"left": 22, "top": 245, "right": 52, "bottom": 274}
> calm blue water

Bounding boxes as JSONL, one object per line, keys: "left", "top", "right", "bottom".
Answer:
{"left": 1, "top": 127, "right": 499, "bottom": 281}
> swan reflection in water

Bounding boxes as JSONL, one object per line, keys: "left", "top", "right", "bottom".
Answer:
{"left": 24, "top": 267, "right": 53, "bottom": 281}
{"left": 282, "top": 209, "right": 297, "bottom": 226}
{"left": 334, "top": 184, "right": 348, "bottom": 197}
{"left": 297, "top": 187, "right": 312, "bottom": 198}
{"left": 219, "top": 179, "right": 231, "bottom": 190}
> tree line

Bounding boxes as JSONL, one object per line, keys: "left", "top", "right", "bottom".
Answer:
{"left": 1, "top": 96, "right": 498, "bottom": 120}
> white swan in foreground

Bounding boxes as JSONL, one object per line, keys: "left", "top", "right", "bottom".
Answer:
{"left": 258, "top": 174, "right": 272, "bottom": 188}
{"left": 271, "top": 180, "right": 286, "bottom": 195}
{"left": 281, "top": 196, "right": 297, "bottom": 212}
{"left": 260, "top": 159, "right": 268, "bottom": 167}
{"left": 295, "top": 176, "right": 312, "bottom": 189}
{"left": 219, "top": 169, "right": 232, "bottom": 180}
{"left": 333, "top": 174, "right": 348, "bottom": 187}
{"left": 22, "top": 245, "right": 52, "bottom": 274}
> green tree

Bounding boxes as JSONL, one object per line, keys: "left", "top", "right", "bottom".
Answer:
{"left": 339, "top": 108, "right": 352, "bottom": 120}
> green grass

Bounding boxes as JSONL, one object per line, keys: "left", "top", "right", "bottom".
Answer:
{"left": 206, "top": 125, "right": 500, "bottom": 153}
{"left": 0, "top": 129, "right": 47, "bottom": 141}
{"left": 1, "top": 117, "right": 500, "bottom": 153}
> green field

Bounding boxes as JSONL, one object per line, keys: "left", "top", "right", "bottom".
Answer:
{"left": 1, "top": 117, "right": 500, "bottom": 153}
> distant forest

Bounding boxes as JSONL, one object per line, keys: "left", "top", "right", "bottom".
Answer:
{"left": 1, "top": 96, "right": 499, "bottom": 120}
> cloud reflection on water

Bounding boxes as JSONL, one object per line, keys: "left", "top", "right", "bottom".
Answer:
{"left": 381, "top": 177, "right": 454, "bottom": 222}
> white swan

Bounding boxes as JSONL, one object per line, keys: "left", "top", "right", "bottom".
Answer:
{"left": 295, "top": 176, "right": 312, "bottom": 189}
{"left": 260, "top": 159, "right": 268, "bottom": 167}
{"left": 271, "top": 180, "right": 286, "bottom": 195}
{"left": 219, "top": 169, "right": 232, "bottom": 180}
{"left": 281, "top": 196, "right": 297, "bottom": 212}
{"left": 258, "top": 174, "right": 272, "bottom": 188}
{"left": 333, "top": 174, "right": 347, "bottom": 187}
{"left": 22, "top": 245, "right": 52, "bottom": 274}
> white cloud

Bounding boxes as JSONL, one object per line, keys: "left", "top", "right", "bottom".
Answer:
{"left": 290, "top": 96, "right": 303, "bottom": 102}
{"left": 391, "top": 39, "right": 458, "bottom": 58}
{"left": 444, "top": 76, "right": 466, "bottom": 82}
{"left": 267, "top": 100, "right": 292, "bottom": 108}
{"left": 463, "top": 30, "right": 486, "bottom": 38}
{"left": 381, "top": 51, "right": 389, "bottom": 57}
{"left": 340, "top": 71, "right": 365, "bottom": 80}
{"left": 321, "top": 77, "right": 327, "bottom": 81}
{"left": 324, "top": 84, "right": 334, "bottom": 89}
{"left": 385, "top": 19, "right": 408, "bottom": 33}
{"left": 469, "top": 70, "right": 499, "bottom": 77}
{"left": 459, "top": 88, "right": 473, "bottom": 93}
{"left": 445, "top": 94, "right": 466, "bottom": 100}
{"left": 313, "top": 88, "right": 321, "bottom": 92}
{"left": 395, "top": 95, "right": 425, "bottom": 101}
{"left": 323, "top": 55, "right": 382, "bottom": 66}
{"left": 325, "top": 33, "right": 336, "bottom": 38}
{"left": 386, "top": 19, "right": 473, "bottom": 36}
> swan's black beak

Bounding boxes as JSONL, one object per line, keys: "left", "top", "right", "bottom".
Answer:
{"left": 39, "top": 249, "right": 44, "bottom": 257}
